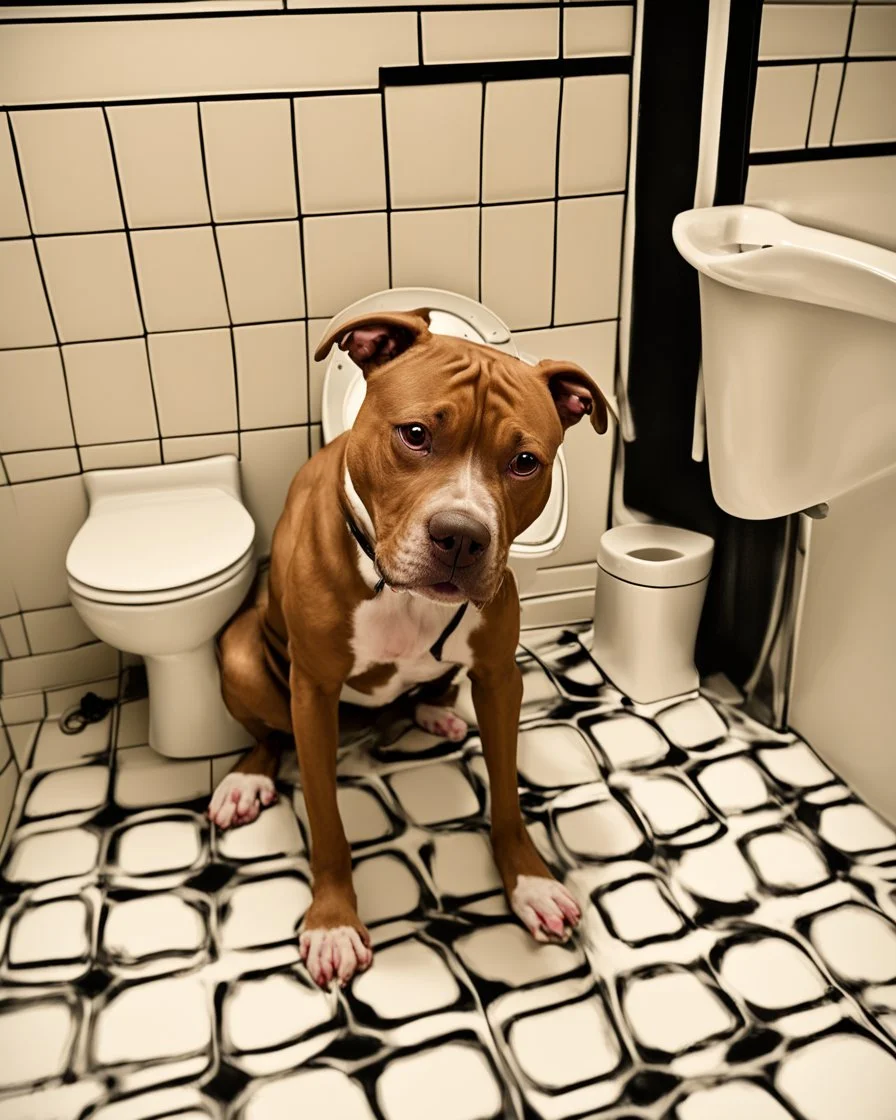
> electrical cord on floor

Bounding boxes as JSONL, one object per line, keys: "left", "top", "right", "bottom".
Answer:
{"left": 58, "top": 664, "right": 148, "bottom": 735}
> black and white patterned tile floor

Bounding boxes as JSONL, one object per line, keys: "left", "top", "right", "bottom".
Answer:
{"left": 2, "top": 623, "right": 896, "bottom": 1119}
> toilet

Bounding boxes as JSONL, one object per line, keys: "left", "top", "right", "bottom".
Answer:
{"left": 66, "top": 455, "right": 257, "bottom": 759}
{"left": 590, "top": 524, "right": 714, "bottom": 703}
{"left": 320, "top": 287, "right": 570, "bottom": 592}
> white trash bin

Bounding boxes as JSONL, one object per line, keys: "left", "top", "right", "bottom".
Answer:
{"left": 591, "top": 524, "right": 714, "bottom": 703}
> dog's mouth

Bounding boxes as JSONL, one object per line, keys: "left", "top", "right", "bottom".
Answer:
{"left": 421, "top": 581, "right": 466, "bottom": 603}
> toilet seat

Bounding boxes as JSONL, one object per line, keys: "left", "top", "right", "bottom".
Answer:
{"left": 67, "top": 486, "right": 255, "bottom": 605}
{"left": 598, "top": 524, "right": 714, "bottom": 588}
{"left": 319, "top": 288, "right": 569, "bottom": 562}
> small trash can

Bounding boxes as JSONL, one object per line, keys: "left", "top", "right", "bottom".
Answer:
{"left": 591, "top": 524, "right": 714, "bottom": 703}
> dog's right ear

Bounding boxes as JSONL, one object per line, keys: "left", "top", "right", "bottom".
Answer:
{"left": 313, "top": 309, "right": 432, "bottom": 376}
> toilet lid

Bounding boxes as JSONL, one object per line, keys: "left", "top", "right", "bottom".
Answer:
{"left": 66, "top": 487, "right": 256, "bottom": 594}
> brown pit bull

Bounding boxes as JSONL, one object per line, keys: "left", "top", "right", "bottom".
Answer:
{"left": 207, "top": 309, "right": 609, "bottom": 988}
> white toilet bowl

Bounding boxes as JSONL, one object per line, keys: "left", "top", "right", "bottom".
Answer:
{"left": 66, "top": 456, "right": 257, "bottom": 760}
{"left": 591, "top": 524, "right": 714, "bottom": 703}
{"left": 319, "top": 287, "right": 570, "bottom": 593}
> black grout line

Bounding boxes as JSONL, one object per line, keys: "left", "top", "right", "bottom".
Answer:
{"left": 287, "top": 97, "right": 312, "bottom": 459}
{"left": 381, "top": 53, "right": 632, "bottom": 87}
{"left": 477, "top": 80, "right": 487, "bottom": 303}
{"left": 549, "top": 72, "right": 565, "bottom": 328}
{"left": 100, "top": 105, "right": 165, "bottom": 463}
{"left": 749, "top": 138, "right": 896, "bottom": 165}
{"left": 758, "top": 52, "right": 894, "bottom": 69}
{"left": 194, "top": 99, "right": 243, "bottom": 459}
{"left": 416, "top": 10, "right": 424, "bottom": 66}
{"left": 804, "top": 63, "right": 821, "bottom": 150}
{"left": 379, "top": 89, "right": 394, "bottom": 291}
{"left": 4, "top": 114, "right": 83, "bottom": 504}
{"left": 829, "top": 1, "right": 859, "bottom": 148}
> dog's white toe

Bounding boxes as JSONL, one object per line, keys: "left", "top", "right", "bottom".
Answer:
{"left": 415, "top": 703, "right": 468, "bottom": 742}
{"left": 511, "top": 874, "right": 582, "bottom": 943}
{"left": 207, "top": 772, "right": 277, "bottom": 830}
{"left": 299, "top": 925, "right": 373, "bottom": 989}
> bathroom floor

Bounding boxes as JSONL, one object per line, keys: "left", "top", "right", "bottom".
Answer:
{"left": 2, "top": 624, "right": 896, "bottom": 1120}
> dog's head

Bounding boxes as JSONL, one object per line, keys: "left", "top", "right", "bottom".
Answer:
{"left": 315, "top": 309, "right": 610, "bottom": 607}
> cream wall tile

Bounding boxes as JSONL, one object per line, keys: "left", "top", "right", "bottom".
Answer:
{"left": 0, "top": 626, "right": 7, "bottom": 659}
{"left": 131, "top": 227, "right": 228, "bottom": 332}
{"left": 559, "top": 74, "right": 629, "bottom": 195}
{"left": 0, "top": 348, "right": 73, "bottom": 454}
{"left": 5, "top": 475, "right": 88, "bottom": 611}
{"left": 808, "top": 63, "right": 844, "bottom": 146}
{"left": 0, "top": 489, "right": 18, "bottom": 616}
{"left": 750, "top": 65, "right": 816, "bottom": 152}
{"left": 23, "top": 605, "right": 93, "bottom": 655}
{"left": 107, "top": 103, "right": 209, "bottom": 227}
{"left": 233, "top": 321, "right": 308, "bottom": 430}
{"left": 834, "top": 61, "right": 896, "bottom": 144}
{"left": 2, "top": 642, "right": 118, "bottom": 696}
{"left": 390, "top": 208, "right": 479, "bottom": 300}
{"left": 0, "top": 114, "right": 30, "bottom": 237}
{"left": 0, "top": 614, "right": 28, "bottom": 658}
{"left": 200, "top": 99, "right": 297, "bottom": 222}
{"left": 63, "top": 338, "right": 158, "bottom": 445}
{"left": 80, "top": 441, "right": 161, "bottom": 471}
{"left": 758, "top": 4, "right": 852, "bottom": 58}
{"left": 850, "top": 5, "right": 896, "bottom": 55}
{"left": 3, "top": 449, "right": 79, "bottom": 484}
{"left": 746, "top": 155, "right": 896, "bottom": 252}
{"left": 1, "top": 14, "right": 418, "bottom": 105}
{"left": 37, "top": 233, "right": 142, "bottom": 343}
{"left": 303, "top": 212, "right": 389, "bottom": 318}
{"left": 481, "top": 202, "right": 554, "bottom": 331}
{"left": 386, "top": 84, "right": 482, "bottom": 208}
{"left": 295, "top": 94, "right": 386, "bottom": 214}
{"left": 163, "top": 433, "right": 239, "bottom": 463}
{"left": 563, "top": 6, "right": 633, "bottom": 57}
{"left": 0, "top": 241, "right": 56, "bottom": 349}
{"left": 0, "top": 695, "right": 44, "bottom": 728}
{"left": 148, "top": 328, "right": 237, "bottom": 437}
{"left": 306, "top": 318, "right": 329, "bottom": 423}
{"left": 12, "top": 108, "right": 122, "bottom": 235}
{"left": 217, "top": 221, "right": 305, "bottom": 324}
{"left": 554, "top": 194, "right": 624, "bottom": 325}
{"left": 0, "top": 762, "right": 18, "bottom": 842}
{"left": 482, "top": 79, "right": 560, "bottom": 203}
{"left": 240, "top": 426, "right": 308, "bottom": 555}
{"left": 422, "top": 8, "right": 558, "bottom": 64}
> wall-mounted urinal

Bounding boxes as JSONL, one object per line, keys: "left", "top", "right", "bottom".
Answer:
{"left": 673, "top": 205, "right": 896, "bottom": 520}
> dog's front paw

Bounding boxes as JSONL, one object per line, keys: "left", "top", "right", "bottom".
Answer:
{"left": 299, "top": 923, "right": 373, "bottom": 989}
{"left": 414, "top": 703, "right": 468, "bottom": 742}
{"left": 511, "top": 874, "right": 581, "bottom": 943}
{"left": 207, "top": 772, "right": 277, "bottom": 829}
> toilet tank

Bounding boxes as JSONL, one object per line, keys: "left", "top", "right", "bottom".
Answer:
{"left": 673, "top": 206, "right": 896, "bottom": 520}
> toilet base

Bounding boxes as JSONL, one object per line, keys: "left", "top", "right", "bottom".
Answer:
{"left": 145, "top": 642, "right": 253, "bottom": 759}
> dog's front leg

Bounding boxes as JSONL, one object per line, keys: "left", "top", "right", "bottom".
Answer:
{"left": 290, "top": 664, "right": 372, "bottom": 988}
{"left": 471, "top": 660, "right": 582, "bottom": 943}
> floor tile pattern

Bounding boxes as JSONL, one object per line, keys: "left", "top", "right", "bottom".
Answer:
{"left": 1, "top": 624, "right": 896, "bottom": 1118}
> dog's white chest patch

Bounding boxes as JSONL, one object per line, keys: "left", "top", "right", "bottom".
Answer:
{"left": 344, "top": 591, "right": 477, "bottom": 706}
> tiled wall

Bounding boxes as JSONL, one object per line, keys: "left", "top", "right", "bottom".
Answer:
{"left": 746, "top": 0, "right": 896, "bottom": 248}
{"left": 0, "top": 2, "right": 632, "bottom": 784}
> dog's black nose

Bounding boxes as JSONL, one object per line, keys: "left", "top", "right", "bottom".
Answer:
{"left": 428, "top": 511, "right": 491, "bottom": 569}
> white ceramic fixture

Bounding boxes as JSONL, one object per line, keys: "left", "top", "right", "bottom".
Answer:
{"left": 591, "top": 524, "right": 714, "bottom": 703}
{"left": 320, "top": 288, "right": 569, "bottom": 593}
{"left": 673, "top": 205, "right": 896, "bottom": 519}
{"left": 66, "top": 456, "right": 257, "bottom": 759}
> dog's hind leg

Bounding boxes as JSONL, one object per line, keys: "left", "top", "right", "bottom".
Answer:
{"left": 208, "top": 603, "right": 290, "bottom": 829}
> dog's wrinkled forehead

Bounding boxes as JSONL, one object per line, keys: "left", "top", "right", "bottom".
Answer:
{"left": 313, "top": 308, "right": 610, "bottom": 437}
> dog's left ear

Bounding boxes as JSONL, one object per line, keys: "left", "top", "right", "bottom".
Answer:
{"left": 313, "top": 308, "right": 432, "bottom": 376}
{"left": 537, "top": 360, "right": 610, "bottom": 435}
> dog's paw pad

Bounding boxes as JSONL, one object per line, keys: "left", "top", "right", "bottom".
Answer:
{"left": 511, "top": 875, "right": 581, "bottom": 944}
{"left": 207, "top": 772, "right": 277, "bottom": 830}
{"left": 299, "top": 925, "right": 373, "bottom": 989}
{"left": 415, "top": 703, "right": 468, "bottom": 742}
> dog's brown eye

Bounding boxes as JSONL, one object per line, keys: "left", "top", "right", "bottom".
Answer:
{"left": 397, "top": 423, "right": 431, "bottom": 452}
{"left": 509, "top": 451, "right": 541, "bottom": 477}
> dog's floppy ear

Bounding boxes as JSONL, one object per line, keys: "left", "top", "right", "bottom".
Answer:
{"left": 313, "top": 308, "right": 432, "bottom": 376}
{"left": 536, "top": 360, "right": 610, "bottom": 435}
